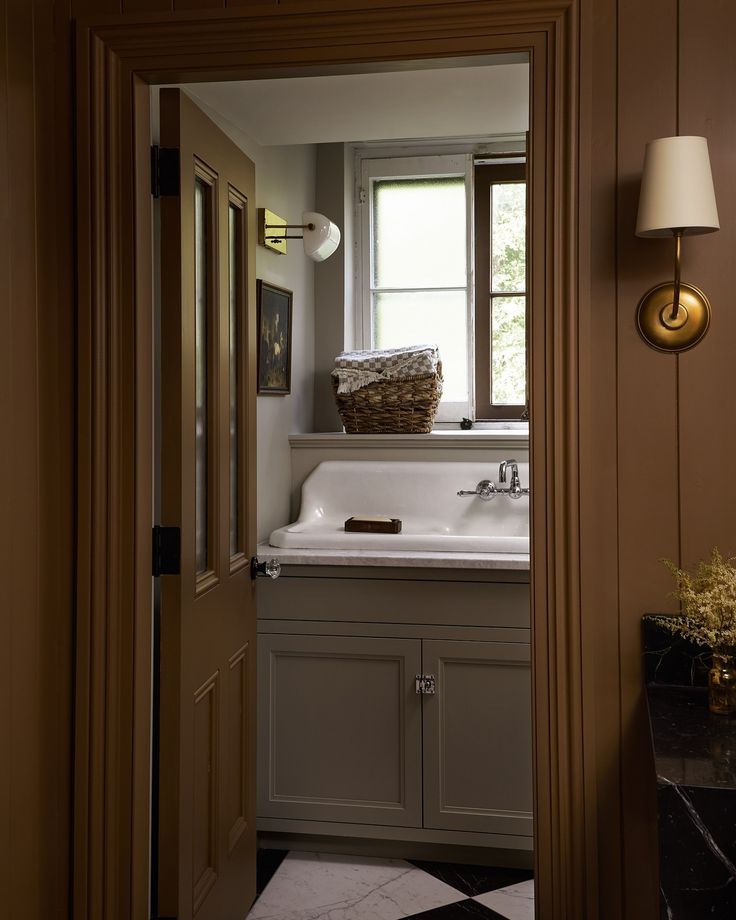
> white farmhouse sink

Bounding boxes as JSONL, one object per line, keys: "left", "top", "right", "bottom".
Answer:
{"left": 269, "top": 460, "right": 530, "bottom": 554}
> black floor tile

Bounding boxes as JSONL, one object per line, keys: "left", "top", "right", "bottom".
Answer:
{"left": 405, "top": 898, "right": 511, "bottom": 920}
{"left": 409, "top": 860, "right": 533, "bottom": 898}
{"left": 256, "top": 848, "right": 289, "bottom": 895}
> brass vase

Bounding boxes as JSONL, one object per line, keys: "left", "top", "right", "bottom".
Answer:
{"left": 708, "top": 649, "right": 736, "bottom": 715}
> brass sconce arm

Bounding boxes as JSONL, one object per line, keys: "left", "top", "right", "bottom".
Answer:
{"left": 263, "top": 221, "right": 316, "bottom": 242}
{"left": 671, "top": 228, "right": 682, "bottom": 321}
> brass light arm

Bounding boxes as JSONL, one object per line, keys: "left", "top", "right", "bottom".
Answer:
{"left": 671, "top": 228, "right": 683, "bottom": 321}
{"left": 264, "top": 222, "right": 316, "bottom": 231}
{"left": 264, "top": 221, "right": 317, "bottom": 242}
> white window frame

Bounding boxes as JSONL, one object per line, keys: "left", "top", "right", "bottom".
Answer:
{"left": 355, "top": 152, "right": 475, "bottom": 422}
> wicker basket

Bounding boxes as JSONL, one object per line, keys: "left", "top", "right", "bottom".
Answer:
{"left": 332, "top": 362, "right": 443, "bottom": 434}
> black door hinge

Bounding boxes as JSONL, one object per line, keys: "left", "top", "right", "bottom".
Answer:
{"left": 152, "top": 525, "right": 181, "bottom": 577}
{"left": 151, "top": 145, "right": 180, "bottom": 198}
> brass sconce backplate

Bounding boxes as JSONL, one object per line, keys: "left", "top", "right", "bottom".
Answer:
{"left": 258, "top": 208, "right": 287, "bottom": 255}
{"left": 636, "top": 281, "right": 712, "bottom": 353}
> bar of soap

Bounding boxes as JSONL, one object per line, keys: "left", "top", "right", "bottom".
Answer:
{"left": 345, "top": 516, "right": 402, "bottom": 534}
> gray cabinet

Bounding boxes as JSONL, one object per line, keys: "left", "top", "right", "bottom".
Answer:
{"left": 258, "top": 634, "right": 423, "bottom": 827}
{"left": 257, "top": 570, "right": 532, "bottom": 849}
{"left": 422, "top": 640, "right": 533, "bottom": 837}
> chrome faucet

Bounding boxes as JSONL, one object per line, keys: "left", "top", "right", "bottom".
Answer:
{"left": 499, "top": 459, "right": 523, "bottom": 500}
{"left": 456, "top": 460, "right": 529, "bottom": 501}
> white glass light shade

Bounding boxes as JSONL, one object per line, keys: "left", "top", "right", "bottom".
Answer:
{"left": 302, "top": 211, "right": 341, "bottom": 261}
{"left": 636, "top": 136, "right": 719, "bottom": 237}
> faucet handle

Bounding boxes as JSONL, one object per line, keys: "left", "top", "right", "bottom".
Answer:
{"left": 457, "top": 480, "right": 497, "bottom": 501}
{"left": 508, "top": 474, "right": 523, "bottom": 499}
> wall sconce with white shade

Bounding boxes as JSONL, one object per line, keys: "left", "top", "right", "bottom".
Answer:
{"left": 635, "top": 135, "right": 720, "bottom": 352}
{"left": 258, "top": 208, "right": 341, "bottom": 262}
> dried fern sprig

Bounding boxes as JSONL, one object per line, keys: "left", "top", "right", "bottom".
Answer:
{"left": 653, "top": 549, "right": 736, "bottom": 649}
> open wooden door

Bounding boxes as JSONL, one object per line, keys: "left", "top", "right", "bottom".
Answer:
{"left": 157, "top": 88, "right": 257, "bottom": 920}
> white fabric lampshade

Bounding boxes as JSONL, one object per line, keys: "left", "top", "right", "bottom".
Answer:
{"left": 636, "top": 135, "right": 719, "bottom": 237}
{"left": 302, "top": 211, "right": 341, "bottom": 262}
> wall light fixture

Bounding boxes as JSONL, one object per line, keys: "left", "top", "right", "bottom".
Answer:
{"left": 258, "top": 208, "right": 341, "bottom": 262}
{"left": 635, "top": 135, "right": 719, "bottom": 352}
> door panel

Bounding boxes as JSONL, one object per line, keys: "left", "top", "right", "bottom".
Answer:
{"left": 422, "top": 639, "right": 533, "bottom": 837}
{"left": 158, "top": 88, "right": 257, "bottom": 920}
{"left": 258, "top": 634, "right": 423, "bottom": 827}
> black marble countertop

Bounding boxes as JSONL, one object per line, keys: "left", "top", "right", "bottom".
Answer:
{"left": 643, "top": 617, "right": 736, "bottom": 918}
{"left": 647, "top": 684, "right": 736, "bottom": 789}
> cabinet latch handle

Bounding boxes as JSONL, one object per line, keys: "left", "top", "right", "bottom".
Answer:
{"left": 415, "top": 674, "right": 436, "bottom": 695}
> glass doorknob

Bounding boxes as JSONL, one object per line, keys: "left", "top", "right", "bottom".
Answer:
{"left": 250, "top": 557, "right": 281, "bottom": 580}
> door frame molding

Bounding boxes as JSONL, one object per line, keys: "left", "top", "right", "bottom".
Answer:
{"left": 73, "top": 3, "right": 589, "bottom": 918}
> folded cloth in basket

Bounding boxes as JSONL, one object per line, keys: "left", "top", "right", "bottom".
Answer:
{"left": 332, "top": 345, "right": 440, "bottom": 394}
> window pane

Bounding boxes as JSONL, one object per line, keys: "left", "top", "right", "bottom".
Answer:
{"left": 491, "top": 295, "right": 526, "bottom": 405}
{"left": 491, "top": 182, "right": 526, "bottom": 293}
{"left": 228, "top": 204, "right": 240, "bottom": 559}
{"left": 373, "top": 290, "right": 467, "bottom": 402}
{"left": 373, "top": 177, "right": 466, "bottom": 289}
{"left": 195, "top": 179, "right": 209, "bottom": 574}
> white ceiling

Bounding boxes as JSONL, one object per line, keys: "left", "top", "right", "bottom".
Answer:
{"left": 183, "top": 61, "right": 529, "bottom": 147}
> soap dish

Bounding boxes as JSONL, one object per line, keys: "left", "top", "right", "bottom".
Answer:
{"left": 345, "top": 516, "right": 402, "bottom": 534}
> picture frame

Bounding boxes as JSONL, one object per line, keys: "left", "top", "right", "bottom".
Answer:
{"left": 256, "top": 279, "right": 293, "bottom": 395}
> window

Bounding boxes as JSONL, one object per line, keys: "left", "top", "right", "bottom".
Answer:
{"left": 358, "top": 151, "right": 527, "bottom": 423}
{"left": 359, "top": 154, "right": 472, "bottom": 421}
{"left": 474, "top": 163, "right": 527, "bottom": 419}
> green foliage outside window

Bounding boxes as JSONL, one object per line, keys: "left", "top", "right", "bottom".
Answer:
{"left": 491, "top": 182, "right": 526, "bottom": 406}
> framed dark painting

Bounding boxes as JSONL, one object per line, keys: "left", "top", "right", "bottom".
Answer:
{"left": 256, "top": 280, "right": 293, "bottom": 395}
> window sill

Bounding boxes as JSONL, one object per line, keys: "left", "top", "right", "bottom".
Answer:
{"left": 289, "top": 427, "right": 529, "bottom": 450}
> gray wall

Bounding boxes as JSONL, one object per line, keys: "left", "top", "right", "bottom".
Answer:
{"left": 314, "top": 143, "right": 355, "bottom": 431}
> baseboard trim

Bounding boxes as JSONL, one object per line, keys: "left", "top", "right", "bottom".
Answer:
{"left": 257, "top": 830, "right": 534, "bottom": 870}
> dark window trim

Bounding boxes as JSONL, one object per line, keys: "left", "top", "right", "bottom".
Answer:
{"left": 474, "top": 162, "right": 527, "bottom": 420}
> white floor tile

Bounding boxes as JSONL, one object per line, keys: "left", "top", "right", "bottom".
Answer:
{"left": 473, "top": 879, "right": 535, "bottom": 920}
{"left": 247, "top": 851, "right": 465, "bottom": 920}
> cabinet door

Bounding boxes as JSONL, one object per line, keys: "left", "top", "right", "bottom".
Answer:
{"left": 422, "top": 640, "right": 533, "bottom": 837}
{"left": 258, "top": 634, "right": 423, "bottom": 827}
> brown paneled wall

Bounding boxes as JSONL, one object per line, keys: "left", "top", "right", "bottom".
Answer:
{"left": 0, "top": 1, "right": 75, "bottom": 919}
{"left": 616, "top": 1, "right": 736, "bottom": 916}
{"left": 1, "top": 1, "right": 734, "bottom": 919}
{"left": 72, "top": 0, "right": 280, "bottom": 9}
{"left": 616, "top": 1, "right": 680, "bottom": 917}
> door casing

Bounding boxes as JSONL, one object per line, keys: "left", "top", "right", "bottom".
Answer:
{"left": 73, "top": 3, "right": 590, "bottom": 919}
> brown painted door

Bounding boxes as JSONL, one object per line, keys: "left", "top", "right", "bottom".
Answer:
{"left": 158, "top": 88, "right": 257, "bottom": 920}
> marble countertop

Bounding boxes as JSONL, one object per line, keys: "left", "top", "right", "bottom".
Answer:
{"left": 647, "top": 684, "right": 736, "bottom": 789}
{"left": 642, "top": 617, "right": 736, "bottom": 918}
{"left": 256, "top": 542, "right": 530, "bottom": 571}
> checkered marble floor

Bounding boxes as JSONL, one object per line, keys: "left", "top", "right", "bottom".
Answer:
{"left": 249, "top": 850, "right": 534, "bottom": 920}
